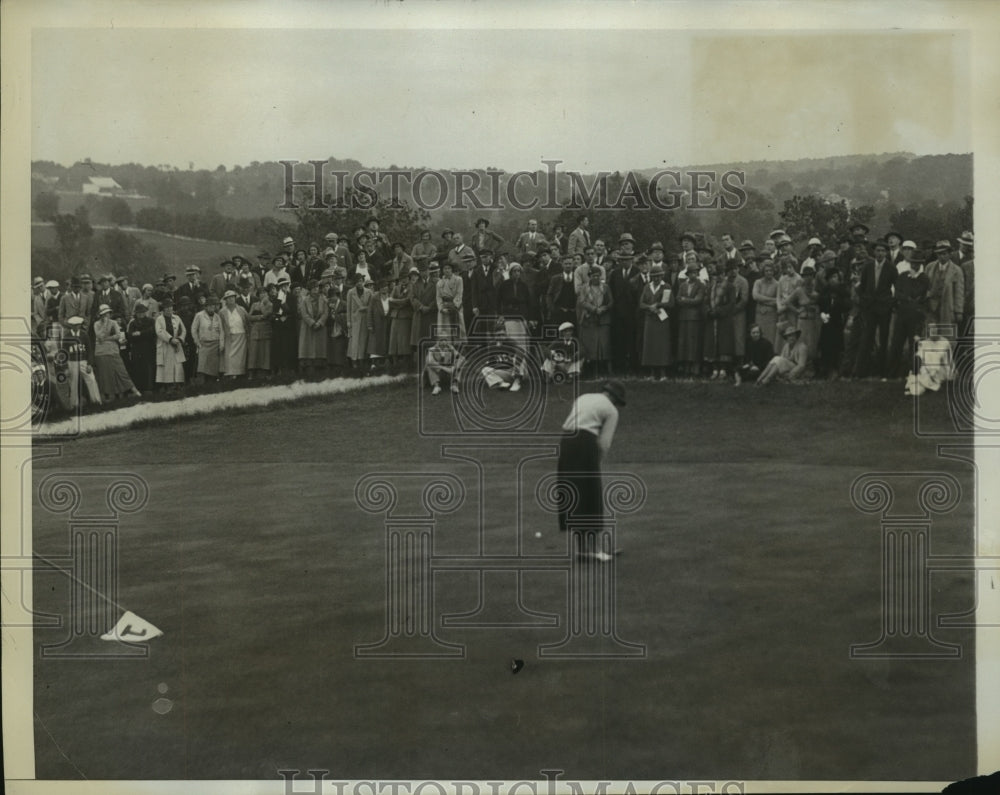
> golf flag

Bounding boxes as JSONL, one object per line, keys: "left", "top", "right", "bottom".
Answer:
{"left": 100, "top": 610, "right": 163, "bottom": 642}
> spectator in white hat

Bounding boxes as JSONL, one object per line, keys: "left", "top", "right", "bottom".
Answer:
{"left": 61, "top": 316, "right": 102, "bottom": 408}
{"left": 44, "top": 280, "right": 63, "bottom": 325}
{"left": 135, "top": 283, "right": 160, "bottom": 319}
{"left": 543, "top": 321, "right": 583, "bottom": 383}
{"left": 896, "top": 241, "right": 918, "bottom": 275}
{"left": 799, "top": 237, "right": 823, "bottom": 273}
{"left": 263, "top": 256, "right": 289, "bottom": 289}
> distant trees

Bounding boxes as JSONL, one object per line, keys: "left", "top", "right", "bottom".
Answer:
{"left": 293, "top": 186, "right": 431, "bottom": 252}
{"left": 53, "top": 207, "right": 93, "bottom": 263}
{"left": 101, "top": 196, "right": 134, "bottom": 226}
{"left": 888, "top": 195, "right": 973, "bottom": 249}
{"left": 98, "top": 228, "right": 165, "bottom": 277}
{"left": 32, "top": 191, "right": 59, "bottom": 222}
{"left": 779, "top": 195, "right": 876, "bottom": 243}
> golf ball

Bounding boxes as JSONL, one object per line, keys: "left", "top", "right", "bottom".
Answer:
{"left": 534, "top": 531, "right": 542, "bottom": 538}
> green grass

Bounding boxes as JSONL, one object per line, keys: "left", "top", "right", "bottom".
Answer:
{"left": 32, "top": 223, "right": 254, "bottom": 283}
{"left": 30, "top": 379, "right": 976, "bottom": 781}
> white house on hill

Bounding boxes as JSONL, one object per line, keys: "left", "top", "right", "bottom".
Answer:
{"left": 82, "top": 176, "right": 124, "bottom": 195}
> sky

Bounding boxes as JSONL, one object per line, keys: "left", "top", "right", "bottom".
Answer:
{"left": 31, "top": 27, "right": 970, "bottom": 172}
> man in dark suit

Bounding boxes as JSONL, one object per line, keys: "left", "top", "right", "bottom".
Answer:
{"left": 469, "top": 249, "right": 501, "bottom": 337}
{"left": 567, "top": 216, "right": 591, "bottom": 257}
{"left": 209, "top": 260, "right": 240, "bottom": 298}
{"left": 715, "top": 233, "right": 743, "bottom": 269}
{"left": 593, "top": 239, "right": 610, "bottom": 269}
{"left": 59, "top": 276, "right": 94, "bottom": 332}
{"left": 516, "top": 219, "right": 548, "bottom": 258}
{"left": 175, "top": 266, "right": 208, "bottom": 307}
{"left": 91, "top": 274, "right": 126, "bottom": 325}
{"left": 854, "top": 239, "right": 896, "bottom": 378}
{"left": 545, "top": 255, "right": 579, "bottom": 334}
{"left": 608, "top": 252, "right": 640, "bottom": 375}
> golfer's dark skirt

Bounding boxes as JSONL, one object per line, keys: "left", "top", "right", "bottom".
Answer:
{"left": 556, "top": 430, "right": 603, "bottom": 532}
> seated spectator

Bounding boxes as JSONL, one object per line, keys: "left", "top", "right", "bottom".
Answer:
{"left": 756, "top": 325, "right": 809, "bottom": 386}
{"left": 425, "top": 327, "right": 463, "bottom": 395}
{"left": 737, "top": 324, "right": 774, "bottom": 385}
{"left": 542, "top": 322, "right": 582, "bottom": 383}
{"left": 481, "top": 320, "right": 527, "bottom": 392}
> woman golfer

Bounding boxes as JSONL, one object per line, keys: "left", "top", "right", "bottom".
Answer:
{"left": 557, "top": 379, "right": 627, "bottom": 561}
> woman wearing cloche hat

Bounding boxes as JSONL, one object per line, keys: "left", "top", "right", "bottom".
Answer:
{"left": 92, "top": 304, "right": 142, "bottom": 402}
{"left": 755, "top": 324, "right": 808, "bottom": 386}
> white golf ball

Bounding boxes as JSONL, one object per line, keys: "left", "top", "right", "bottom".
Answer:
{"left": 534, "top": 531, "right": 542, "bottom": 538}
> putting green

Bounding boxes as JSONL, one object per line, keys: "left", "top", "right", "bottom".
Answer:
{"left": 31, "top": 379, "right": 976, "bottom": 781}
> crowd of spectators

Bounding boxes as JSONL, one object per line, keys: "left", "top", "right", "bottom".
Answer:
{"left": 29, "top": 214, "right": 975, "bottom": 416}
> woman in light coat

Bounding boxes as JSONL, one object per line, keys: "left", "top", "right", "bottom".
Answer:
{"left": 297, "top": 279, "right": 329, "bottom": 374}
{"left": 154, "top": 299, "right": 187, "bottom": 390}
{"left": 346, "top": 276, "right": 373, "bottom": 372}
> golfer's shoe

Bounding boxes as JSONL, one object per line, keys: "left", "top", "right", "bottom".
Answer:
{"left": 432, "top": 385, "right": 442, "bottom": 395}
{"left": 451, "top": 383, "right": 460, "bottom": 393}
{"left": 510, "top": 380, "right": 522, "bottom": 392}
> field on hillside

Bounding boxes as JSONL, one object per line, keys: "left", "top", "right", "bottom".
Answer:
{"left": 30, "top": 379, "right": 977, "bottom": 783}
{"left": 32, "top": 223, "right": 255, "bottom": 283}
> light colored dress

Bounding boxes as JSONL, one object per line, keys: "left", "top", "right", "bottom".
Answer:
{"left": 220, "top": 305, "right": 249, "bottom": 375}
{"left": 298, "top": 293, "right": 329, "bottom": 360}
{"left": 347, "top": 286, "right": 373, "bottom": 361}
{"left": 155, "top": 313, "right": 187, "bottom": 383}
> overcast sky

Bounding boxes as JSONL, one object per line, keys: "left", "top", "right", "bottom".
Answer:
{"left": 31, "top": 28, "right": 970, "bottom": 171}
